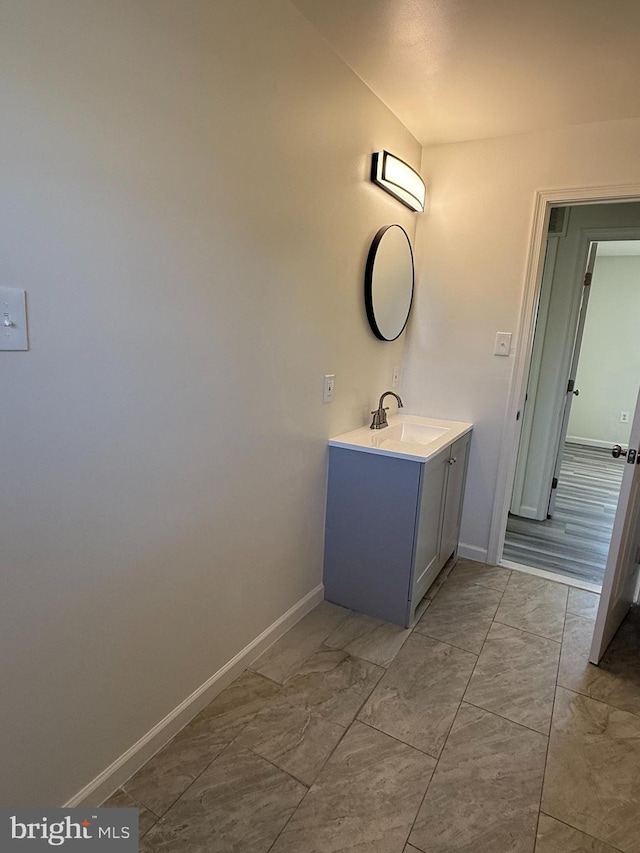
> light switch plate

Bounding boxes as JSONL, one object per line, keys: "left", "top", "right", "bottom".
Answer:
{"left": 0, "top": 287, "right": 29, "bottom": 351}
{"left": 494, "top": 331, "right": 512, "bottom": 356}
{"left": 323, "top": 374, "right": 335, "bottom": 404}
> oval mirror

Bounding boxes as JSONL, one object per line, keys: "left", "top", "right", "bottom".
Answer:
{"left": 364, "top": 224, "right": 414, "bottom": 341}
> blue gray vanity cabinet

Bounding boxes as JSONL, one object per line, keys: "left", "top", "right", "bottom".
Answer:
{"left": 323, "top": 432, "right": 471, "bottom": 627}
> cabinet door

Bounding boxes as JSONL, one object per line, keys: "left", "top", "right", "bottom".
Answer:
{"left": 439, "top": 434, "right": 471, "bottom": 564}
{"left": 412, "top": 448, "right": 449, "bottom": 605}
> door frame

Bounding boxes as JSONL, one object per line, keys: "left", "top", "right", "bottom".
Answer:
{"left": 487, "top": 183, "right": 640, "bottom": 567}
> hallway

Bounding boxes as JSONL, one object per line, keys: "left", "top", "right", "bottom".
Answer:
{"left": 105, "top": 559, "right": 640, "bottom": 852}
{"left": 504, "top": 443, "right": 624, "bottom": 586}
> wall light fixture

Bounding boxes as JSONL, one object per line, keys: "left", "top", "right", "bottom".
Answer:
{"left": 371, "top": 151, "right": 425, "bottom": 213}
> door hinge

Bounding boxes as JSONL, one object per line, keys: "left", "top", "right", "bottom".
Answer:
{"left": 551, "top": 477, "right": 558, "bottom": 489}
{"left": 584, "top": 271, "right": 592, "bottom": 287}
{"left": 567, "top": 379, "right": 575, "bottom": 394}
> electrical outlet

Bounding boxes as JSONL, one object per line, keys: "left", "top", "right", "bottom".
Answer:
{"left": 621, "top": 411, "right": 630, "bottom": 424}
{"left": 0, "top": 287, "right": 29, "bottom": 351}
{"left": 392, "top": 366, "right": 400, "bottom": 388}
{"left": 494, "top": 331, "right": 512, "bottom": 356}
{"left": 323, "top": 374, "right": 335, "bottom": 404}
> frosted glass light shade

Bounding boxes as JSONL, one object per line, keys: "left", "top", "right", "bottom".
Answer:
{"left": 371, "top": 151, "right": 425, "bottom": 213}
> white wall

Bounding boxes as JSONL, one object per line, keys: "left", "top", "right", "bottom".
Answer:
{"left": 0, "top": 0, "right": 420, "bottom": 805}
{"left": 403, "top": 117, "right": 640, "bottom": 561}
{"left": 568, "top": 254, "right": 640, "bottom": 446}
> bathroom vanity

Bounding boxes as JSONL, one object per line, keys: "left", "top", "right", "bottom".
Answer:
{"left": 323, "top": 415, "right": 472, "bottom": 627}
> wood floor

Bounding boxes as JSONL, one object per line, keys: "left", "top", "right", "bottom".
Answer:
{"left": 503, "top": 443, "right": 625, "bottom": 587}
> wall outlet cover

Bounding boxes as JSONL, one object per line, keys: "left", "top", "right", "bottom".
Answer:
{"left": 0, "top": 287, "right": 29, "bottom": 351}
{"left": 323, "top": 374, "right": 335, "bottom": 404}
{"left": 494, "top": 331, "right": 512, "bottom": 356}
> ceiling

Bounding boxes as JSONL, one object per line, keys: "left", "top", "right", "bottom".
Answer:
{"left": 291, "top": 0, "right": 640, "bottom": 146}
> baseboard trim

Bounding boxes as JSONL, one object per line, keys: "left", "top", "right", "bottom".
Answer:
{"left": 64, "top": 583, "right": 325, "bottom": 808}
{"left": 457, "top": 543, "right": 489, "bottom": 563}
{"left": 566, "top": 436, "right": 622, "bottom": 450}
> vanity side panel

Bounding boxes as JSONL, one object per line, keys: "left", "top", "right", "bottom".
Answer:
{"left": 323, "top": 446, "right": 421, "bottom": 626}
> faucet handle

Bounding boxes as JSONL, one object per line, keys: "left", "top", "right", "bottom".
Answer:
{"left": 369, "top": 406, "right": 390, "bottom": 429}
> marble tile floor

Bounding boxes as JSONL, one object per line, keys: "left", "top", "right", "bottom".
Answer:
{"left": 102, "top": 558, "right": 640, "bottom": 853}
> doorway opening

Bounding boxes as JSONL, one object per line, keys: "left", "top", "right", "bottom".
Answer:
{"left": 500, "top": 201, "right": 640, "bottom": 591}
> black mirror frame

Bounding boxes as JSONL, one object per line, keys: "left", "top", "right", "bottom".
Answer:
{"left": 364, "top": 224, "right": 415, "bottom": 341}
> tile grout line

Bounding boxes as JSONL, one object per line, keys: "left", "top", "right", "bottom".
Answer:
{"left": 263, "top": 632, "right": 395, "bottom": 852}
{"left": 460, "top": 571, "right": 561, "bottom": 738}
{"left": 538, "top": 812, "right": 627, "bottom": 853}
{"left": 408, "top": 693, "right": 550, "bottom": 849}
{"left": 558, "top": 606, "right": 640, "bottom": 720}
{"left": 534, "top": 805, "right": 542, "bottom": 850}
{"left": 537, "top": 681, "right": 636, "bottom": 851}
{"left": 202, "top": 632, "right": 357, "bottom": 852}
{"left": 135, "top": 657, "right": 320, "bottom": 824}
{"left": 366, "top": 561, "right": 492, "bottom": 852}
{"left": 460, "top": 697, "right": 552, "bottom": 738}
{"left": 136, "top": 656, "right": 315, "bottom": 833}
{"left": 259, "top": 668, "right": 393, "bottom": 852}
{"left": 558, "top": 681, "right": 640, "bottom": 717}
{"left": 236, "top": 736, "right": 316, "bottom": 790}
{"left": 105, "top": 790, "right": 160, "bottom": 841}
{"left": 355, "top": 718, "right": 441, "bottom": 761}
{"left": 491, "top": 617, "right": 563, "bottom": 644}
{"left": 242, "top": 642, "right": 385, "bottom": 793}
{"left": 405, "top": 627, "right": 482, "bottom": 658}
{"left": 411, "top": 565, "right": 506, "bottom": 651}
{"left": 400, "top": 578, "right": 508, "bottom": 853}
{"left": 495, "top": 574, "right": 556, "bottom": 852}
{"left": 137, "top": 743, "right": 231, "bottom": 833}
{"left": 263, "top": 717, "right": 358, "bottom": 853}
{"left": 457, "top": 576, "right": 512, "bottom": 712}
{"left": 319, "top": 640, "right": 404, "bottom": 670}
{"left": 265, "top": 624, "right": 473, "bottom": 853}
{"left": 534, "top": 593, "right": 569, "bottom": 838}
{"left": 401, "top": 741, "right": 441, "bottom": 852}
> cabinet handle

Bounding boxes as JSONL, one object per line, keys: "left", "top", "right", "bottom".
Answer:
{"left": 448, "top": 456, "right": 457, "bottom": 465}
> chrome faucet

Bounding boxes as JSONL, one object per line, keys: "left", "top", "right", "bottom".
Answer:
{"left": 370, "top": 391, "right": 403, "bottom": 429}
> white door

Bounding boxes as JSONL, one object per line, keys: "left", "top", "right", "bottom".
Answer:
{"left": 547, "top": 243, "right": 597, "bottom": 516}
{"left": 590, "top": 385, "right": 640, "bottom": 663}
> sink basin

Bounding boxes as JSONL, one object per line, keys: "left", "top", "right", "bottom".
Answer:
{"left": 329, "top": 414, "right": 473, "bottom": 463}
{"left": 379, "top": 422, "right": 448, "bottom": 446}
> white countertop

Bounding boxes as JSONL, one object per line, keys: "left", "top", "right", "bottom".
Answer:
{"left": 328, "top": 413, "right": 473, "bottom": 463}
